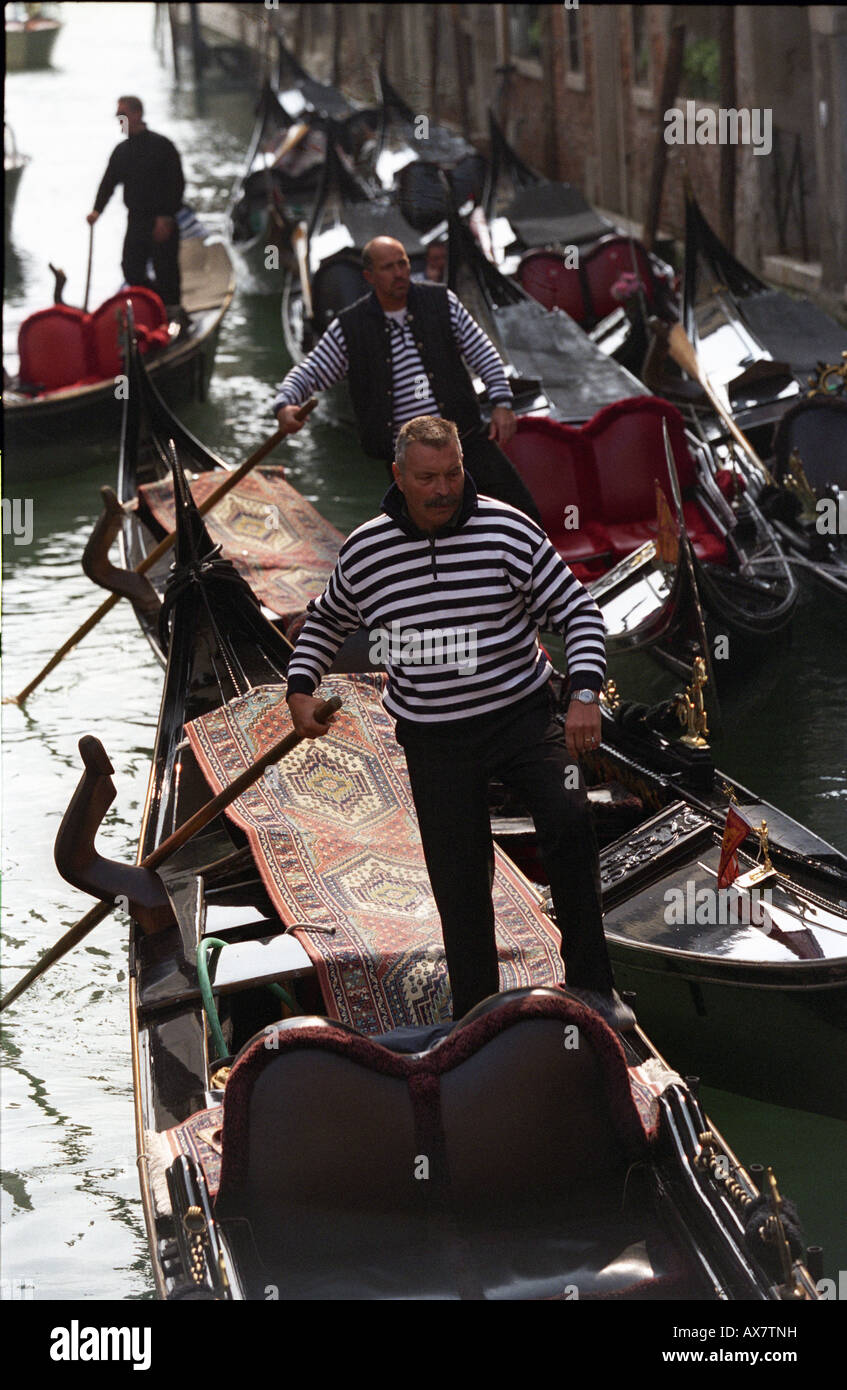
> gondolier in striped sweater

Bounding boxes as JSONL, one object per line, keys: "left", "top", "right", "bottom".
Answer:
{"left": 272, "top": 235, "right": 542, "bottom": 523}
{"left": 286, "top": 415, "right": 633, "bottom": 1031}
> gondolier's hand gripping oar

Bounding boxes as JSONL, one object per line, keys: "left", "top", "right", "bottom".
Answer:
{"left": 0, "top": 695, "right": 342, "bottom": 1015}
{"left": 5, "top": 399, "right": 317, "bottom": 708}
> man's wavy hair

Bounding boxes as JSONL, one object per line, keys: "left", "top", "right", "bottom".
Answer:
{"left": 395, "top": 417, "right": 463, "bottom": 471}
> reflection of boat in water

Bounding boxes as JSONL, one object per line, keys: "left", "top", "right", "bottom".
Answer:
{"left": 56, "top": 446, "right": 820, "bottom": 1300}
{"left": 3, "top": 231, "right": 235, "bottom": 465}
{"left": 5, "top": 4, "right": 62, "bottom": 71}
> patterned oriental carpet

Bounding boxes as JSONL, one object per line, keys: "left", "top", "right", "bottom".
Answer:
{"left": 185, "top": 676, "right": 566, "bottom": 1033}
{"left": 139, "top": 467, "right": 343, "bottom": 629}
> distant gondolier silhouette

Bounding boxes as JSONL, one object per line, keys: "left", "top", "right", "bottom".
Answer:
{"left": 272, "top": 235, "right": 541, "bottom": 520}
{"left": 87, "top": 95, "right": 185, "bottom": 312}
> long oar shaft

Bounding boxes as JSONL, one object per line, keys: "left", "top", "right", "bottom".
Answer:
{"left": 667, "top": 323, "right": 774, "bottom": 483}
{"left": 9, "top": 406, "right": 314, "bottom": 707}
{"left": 83, "top": 221, "right": 94, "bottom": 313}
{"left": 0, "top": 695, "right": 341, "bottom": 1014}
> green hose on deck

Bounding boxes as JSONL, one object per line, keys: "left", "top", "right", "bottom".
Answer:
{"left": 196, "top": 938, "right": 300, "bottom": 1063}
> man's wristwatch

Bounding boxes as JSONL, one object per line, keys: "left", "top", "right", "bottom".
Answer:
{"left": 569, "top": 689, "right": 600, "bottom": 705}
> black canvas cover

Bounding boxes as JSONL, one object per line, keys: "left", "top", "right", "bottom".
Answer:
{"left": 740, "top": 291, "right": 847, "bottom": 380}
{"left": 505, "top": 181, "right": 615, "bottom": 249}
{"left": 493, "top": 300, "right": 646, "bottom": 421}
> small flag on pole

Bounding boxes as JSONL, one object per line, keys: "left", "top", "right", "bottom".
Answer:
{"left": 717, "top": 804, "right": 751, "bottom": 888}
{"left": 655, "top": 481, "right": 680, "bottom": 566}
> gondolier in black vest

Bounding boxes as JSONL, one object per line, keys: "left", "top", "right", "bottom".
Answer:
{"left": 273, "top": 236, "right": 542, "bottom": 522}
{"left": 285, "top": 415, "right": 633, "bottom": 1031}
{"left": 87, "top": 96, "right": 185, "bottom": 312}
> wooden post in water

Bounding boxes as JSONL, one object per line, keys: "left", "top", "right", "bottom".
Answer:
{"left": 718, "top": 6, "right": 737, "bottom": 252}
{"left": 643, "top": 21, "right": 686, "bottom": 251}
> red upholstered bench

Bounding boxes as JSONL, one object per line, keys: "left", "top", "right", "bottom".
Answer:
{"left": 17, "top": 305, "right": 98, "bottom": 392}
{"left": 587, "top": 397, "right": 728, "bottom": 565}
{"left": 516, "top": 249, "right": 588, "bottom": 322}
{"left": 506, "top": 397, "right": 728, "bottom": 575}
{"left": 582, "top": 235, "right": 657, "bottom": 322}
{"left": 17, "top": 287, "right": 170, "bottom": 395}
{"left": 89, "top": 287, "right": 170, "bottom": 377}
{"left": 503, "top": 415, "right": 614, "bottom": 581}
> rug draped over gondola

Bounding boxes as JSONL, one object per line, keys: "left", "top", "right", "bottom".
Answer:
{"left": 185, "top": 676, "right": 566, "bottom": 1032}
{"left": 139, "top": 466, "right": 343, "bottom": 628}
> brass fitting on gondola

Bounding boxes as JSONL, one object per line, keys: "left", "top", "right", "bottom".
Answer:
{"left": 672, "top": 656, "right": 709, "bottom": 747}
{"left": 696, "top": 1130, "right": 756, "bottom": 1211}
{"left": 600, "top": 679, "right": 621, "bottom": 714}
{"left": 183, "top": 1207, "right": 206, "bottom": 1285}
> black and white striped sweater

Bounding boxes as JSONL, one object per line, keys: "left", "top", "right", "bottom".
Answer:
{"left": 272, "top": 289, "right": 513, "bottom": 440}
{"left": 286, "top": 479, "right": 606, "bottom": 724}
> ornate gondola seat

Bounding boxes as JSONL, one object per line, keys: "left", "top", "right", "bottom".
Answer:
{"left": 516, "top": 236, "right": 657, "bottom": 327}
{"left": 17, "top": 305, "right": 96, "bottom": 393}
{"left": 516, "top": 248, "right": 586, "bottom": 320}
{"left": 89, "top": 288, "right": 170, "bottom": 377}
{"left": 771, "top": 394, "right": 847, "bottom": 490}
{"left": 16, "top": 288, "right": 170, "bottom": 396}
{"left": 582, "top": 235, "right": 657, "bottom": 323}
{"left": 587, "top": 397, "right": 727, "bottom": 565}
{"left": 507, "top": 398, "right": 728, "bottom": 576}
{"left": 212, "top": 988, "right": 687, "bottom": 1300}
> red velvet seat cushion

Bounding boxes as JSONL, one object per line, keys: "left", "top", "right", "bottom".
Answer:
{"left": 89, "top": 286, "right": 168, "bottom": 377}
{"left": 18, "top": 306, "right": 95, "bottom": 392}
{"left": 517, "top": 250, "right": 587, "bottom": 322}
{"left": 504, "top": 415, "right": 611, "bottom": 562}
{"left": 583, "top": 236, "right": 656, "bottom": 321}
{"left": 605, "top": 502, "right": 728, "bottom": 564}
{"left": 507, "top": 398, "right": 728, "bottom": 573}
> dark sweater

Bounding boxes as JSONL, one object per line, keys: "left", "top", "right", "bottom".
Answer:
{"left": 94, "top": 128, "right": 185, "bottom": 219}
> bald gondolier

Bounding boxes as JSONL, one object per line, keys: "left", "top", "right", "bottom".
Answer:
{"left": 286, "top": 416, "right": 633, "bottom": 1030}
{"left": 87, "top": 95, "right": 185, "bottom": 312}
{"left": 273, "top": 236, "right": 542, "bottom": 522}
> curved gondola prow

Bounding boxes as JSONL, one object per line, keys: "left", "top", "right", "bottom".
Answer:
{"left": 226, "top": 82, "right": 298, "bottom": 227}
{"left": 304, "top": 117, "right": 375, "bottom": 243}
{"left": 682, "top": 188, "right": 769, "bottom": 345}
{"left": 141, "top": 449, "right": 295, "bottom": 862}
{"left": 275, "top": 33, "right": 356, "bottom": 120}
{"left": 484, "top": 108, "right": 540, "bottom": 220}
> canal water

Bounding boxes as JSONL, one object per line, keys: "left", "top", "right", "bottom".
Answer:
{"left": 2, "top": 4, "right": 845, "bottom": 1303}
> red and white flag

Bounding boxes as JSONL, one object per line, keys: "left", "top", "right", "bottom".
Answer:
{"left": 717, "top": 804, "right": 751, "bottom": 888}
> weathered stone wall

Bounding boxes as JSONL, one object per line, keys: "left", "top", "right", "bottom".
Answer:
{"left": 194, "top": 2, "right": 845, "bottom": 300}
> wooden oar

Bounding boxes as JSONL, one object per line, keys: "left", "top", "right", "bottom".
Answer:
{"left": 666, "top": 321, "right": 775, "bottom": 484}
{"left": 6, "top": 400, "right": 316, "bottom": 707}
{"left": 0, "top": 695, "right": 342, "bottom": 1015}
{"left": 83, "top": 220, "right": 94, "bottom": 313}
{"left": 292, "top": 222, "right": 314, "bottom": 321}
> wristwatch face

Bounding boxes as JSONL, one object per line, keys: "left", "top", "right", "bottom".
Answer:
{"left": 574, "top": 690, "right": 595, "bottom": 704}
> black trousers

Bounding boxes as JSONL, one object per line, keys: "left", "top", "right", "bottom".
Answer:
{"left": 460, "top": 427, "right": 542, "bottom": 525}
{"left": 122, "top": 213, "right": 181, "bottom": 307}
{"left": 395, "top": 685, "right": 614, "bottom": 1020}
